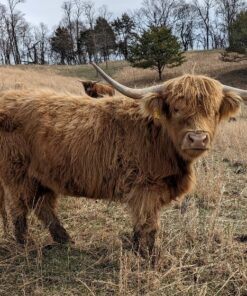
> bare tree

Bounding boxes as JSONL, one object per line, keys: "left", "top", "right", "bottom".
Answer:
{"left": 82, "top": 1, "right": 97, "bottom": 61}
{"left": 6, "top": 0, "right": 26, "bottom": 64}
{"left": 40, "top": 23, "right": 49, "bottom": 64}
{"left": 33, "top": 23, "right": 49, "bottom": 64}
{"left": 62, "top": 1, "right": 73, "bottom": 38}
{"left": 216, "top": 0, "right": 246, "bottom": 45}
{"left": 0, "top": 4, "right": 11, "bottom": 64}
{"left": 20, "top": 24, "right": 36, "bottom": 64}
{"left": 139, "top": 0, "right": 180, "bottom": 28}
{"left": 98, "top": 4, "right": 113, "bottom": 21}
{"left": 61, "top": 1, "right": 75, "bottom": 62}
{"left": 174, "top": 2, "right": 197, "bottom": 51}
{"left": 82, "top": 0, "right": 96, "bottom": 30}
{"left": 193, "top": 0, "right": 215, "bottom": 50}
{"left": 210, "top": 18, "right": 226, "bottom": 49}
{"left": 73, "top": 0, "right": 85, "bottom": 63}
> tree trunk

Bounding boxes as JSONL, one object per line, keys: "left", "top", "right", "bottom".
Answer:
{"left": 158, "top": 66, "right": 162, "bottom": 81}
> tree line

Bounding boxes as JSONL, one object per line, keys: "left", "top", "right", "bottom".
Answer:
{"left": 0, "top": 0, "right": 246, "bottom": 66}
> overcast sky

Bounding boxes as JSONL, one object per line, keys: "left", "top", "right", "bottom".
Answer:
{"left": 1, "top": 0, "right": 143, "bottom": 29}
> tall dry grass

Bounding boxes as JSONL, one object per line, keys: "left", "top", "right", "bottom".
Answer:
{"left": 0, "top": 54, "right": 247, "bottom": 295}
{"left": 0, "top": 66, "right": 84, "bottom": 95}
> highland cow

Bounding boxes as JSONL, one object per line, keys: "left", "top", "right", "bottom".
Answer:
{"left": 79, "top": 79, "right": 115, "bottom": 98}
{"left": 0, "top": 63, "right": 246, "bottom": 257}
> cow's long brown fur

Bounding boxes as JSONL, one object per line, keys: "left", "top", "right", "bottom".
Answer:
{"left": 0, "top": 74, "right": 241, "bottom": 256}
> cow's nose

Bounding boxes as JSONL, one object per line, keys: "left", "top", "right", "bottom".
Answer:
{"left": 186, "top": 132, "right": 209, "bottom": 149}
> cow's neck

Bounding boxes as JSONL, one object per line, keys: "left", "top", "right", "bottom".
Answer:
{"left": 138, "top": 118, "right": 194, "bottom": 198}
{"left": 144, "top": 118, "right": 191, "bottom": 174}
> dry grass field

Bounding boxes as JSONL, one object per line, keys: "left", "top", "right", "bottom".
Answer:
{"left": 0, "top": 51, "right": 247, "bottom": 295}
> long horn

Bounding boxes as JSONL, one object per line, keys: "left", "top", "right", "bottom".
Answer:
{"left": 223, "top": 85, "right": 247, "bottom": 101}
{"left": 91, "top": 62, "right": 164, "bottom": 99}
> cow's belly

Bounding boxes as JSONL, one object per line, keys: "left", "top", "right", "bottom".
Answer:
{"left": 28, "top": 162, "right": 117, "bottom": 201}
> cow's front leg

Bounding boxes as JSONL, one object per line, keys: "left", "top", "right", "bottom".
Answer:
{"left": 133, "top": 225, "right": 158, "bottom": 258}
{"left": 129, "top": 194, "right": 162, "bottom": 258}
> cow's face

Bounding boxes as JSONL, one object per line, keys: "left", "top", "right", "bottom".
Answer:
{"left": 144, "top": 76, "right": 241, "bottom": 161}
{"left": 82, "top": 82, "right": 95, "bottom": 97}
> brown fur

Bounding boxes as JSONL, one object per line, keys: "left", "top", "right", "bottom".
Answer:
{"left": 80, "top": 81, "right": 115, "bottom": 98}
{"left": 0, "top": 74, "right": 241, "bottom": 255}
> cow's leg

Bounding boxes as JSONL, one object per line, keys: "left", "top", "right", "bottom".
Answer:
{"left": 129, "top": 193, "right": 162, "bottom": 258}
{"left": 8, "top": 194, "right": 28, "bottom": 245}
{"left": 0, "top": 184, "right": 9, "bottom": 235}
{"left": 7, "top": 180, "right": 42, "bottom": 244}
{"left": 32, "top": 186, "right": 72, "bottom": 244}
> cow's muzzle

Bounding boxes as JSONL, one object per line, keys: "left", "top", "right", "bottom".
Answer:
{"left": 182, "top": 131, "right": 210, "bottom": 150}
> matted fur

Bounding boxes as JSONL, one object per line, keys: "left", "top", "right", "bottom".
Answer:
{"left": 0, "top": 74, "right": 241, "bottom": 256}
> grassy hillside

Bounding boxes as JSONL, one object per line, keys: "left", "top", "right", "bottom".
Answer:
{"left": 0, "top": 51, "right": 247, "bottom": 295}
{"left": 1, "top": 50, "right": 247, "bottom": 91}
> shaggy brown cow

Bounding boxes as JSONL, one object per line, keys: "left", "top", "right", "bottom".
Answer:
{"left": 0, "top": 64, "right": 246, "bottom": 256}
{"left": 79, "top": 79, "right": 115, "bottom": 98}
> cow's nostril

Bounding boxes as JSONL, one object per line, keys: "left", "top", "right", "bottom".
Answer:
{"left": 188, "top": 134, "right": 195, "bottom": 143}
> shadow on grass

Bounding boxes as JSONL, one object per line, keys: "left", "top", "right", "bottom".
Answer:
{"left": 0, "top": 239, "right": 121, "bottom": 295}
{"left": 216, "top": 68, "right": 247, "bottom": 88}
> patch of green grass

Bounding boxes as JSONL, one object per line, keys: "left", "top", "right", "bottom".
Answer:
{"left": 0, "top": 61, "right": 129, "bottom": 81}
{"left": 52, "top": 61, "right": 129, "bottom": 80}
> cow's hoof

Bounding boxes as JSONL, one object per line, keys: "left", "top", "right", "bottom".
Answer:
{"left": 15, "top": 235, "right": 27, "bottom": 245}
{"left": 52, "top": 234, "right": 73, "bottom": 245}
{"left": 235, "top": 235, "right": 247, "bottom": 243}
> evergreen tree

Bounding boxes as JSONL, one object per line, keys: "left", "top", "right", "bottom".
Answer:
{"left": 94, "top": 17, "right": 116, "bottom": 62}
{"left": 112, "top": 13, "right": 136, "bottom": 60}
{"left": 79, "top": 29, "right": 95, "bottom": 63}
{"left": 128, "top": 26, "right": 185, "bottom": 80}
{"left": 50, "top": 26, "right": 74, "bottom": 64}
{"left": 228, "top": 11, "right": 247, "bottom": 54}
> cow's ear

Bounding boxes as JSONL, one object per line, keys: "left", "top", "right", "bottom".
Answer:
{"left": 80, "top": 82, "right": 87, "bottom": 89}
{"left": 219, "top": 92, "right": 241, "bottom": 120}
{"left": 143, "top": 94, "right": 167, "bottom": 123}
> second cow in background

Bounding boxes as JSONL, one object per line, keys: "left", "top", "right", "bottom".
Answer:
{"left": 79, "top": 79, "right": 115, "bottom": 98}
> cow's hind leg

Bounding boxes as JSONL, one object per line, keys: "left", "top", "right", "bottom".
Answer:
{"left": 32, "top": 186, "right": 72, "bottom": 244}
{"left": 0, "top": 184, "right": 9, "bottom": 235}
{"left": 128, "top": 193, "right": 163, "bottom": 258}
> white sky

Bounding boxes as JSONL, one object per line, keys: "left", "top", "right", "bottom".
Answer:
{"left": 1, "top": 0, "right": 143, "bottom": 30}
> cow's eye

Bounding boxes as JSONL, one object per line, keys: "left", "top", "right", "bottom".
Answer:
{"left": 172, "top": 107, "right": 181, "bottom": 119}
